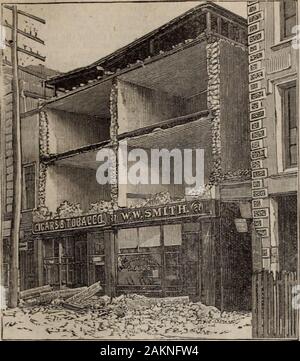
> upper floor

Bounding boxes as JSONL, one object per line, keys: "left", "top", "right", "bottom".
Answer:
{"left": 18, "top": 2, "right": 252, "bottom": 217}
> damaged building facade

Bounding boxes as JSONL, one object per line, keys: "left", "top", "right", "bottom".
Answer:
{"left": 9, "top": 3, "right": 253, "bottom": 311}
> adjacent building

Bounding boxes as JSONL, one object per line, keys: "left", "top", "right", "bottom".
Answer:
{"left": 247, "top": 0, "right": 298, "bottom": 273}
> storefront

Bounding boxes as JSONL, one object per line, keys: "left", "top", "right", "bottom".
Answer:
{"left": 117, "top": 222, "right": 201, "bottom": 297}
{"left": 32, "top": 199, "right": 252, "bottom": 311}
{"left": 41, "top": 231, "right": 106, "bottom": 290}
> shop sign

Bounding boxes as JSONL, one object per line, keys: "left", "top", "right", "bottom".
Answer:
{"left": 33, "top": 213, "right": 110, "bottom": 234}
{"left": 32, "top": 200, "right": 215, "bottom": 234}
{"left": 114, "top": 200, "right": 214, "bottom": 225}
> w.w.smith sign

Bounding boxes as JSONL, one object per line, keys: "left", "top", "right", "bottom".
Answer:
{"left": 32, "top": 200, "right": 215, "bottom": 234}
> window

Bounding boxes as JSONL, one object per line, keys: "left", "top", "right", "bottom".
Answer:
{"left": 22, "top": 163, "right": 36, "bottom": 210}
{"left": 282, "top": 84, "right": 298, "bottom": 168}
{"left": 280, "top": 0, "right": 297, "bottom": 39}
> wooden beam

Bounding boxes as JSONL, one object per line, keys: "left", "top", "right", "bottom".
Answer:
{"left": 4, "top": 5, "right": 46, "bottom": 24}
{"left": 3, "top": 21, "right": 45, "bottom": 44}
{"left": 9, "top": 5, "right": 21, "bottom": 308}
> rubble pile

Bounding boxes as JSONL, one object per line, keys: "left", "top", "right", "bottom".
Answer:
{"left": 3, "top": 292, "right": 251, "bottom": 339}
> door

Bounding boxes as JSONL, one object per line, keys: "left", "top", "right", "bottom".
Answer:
{"left": 182, "top": 223, "right": 201, "bottom": 297}
{"left": 74, "top": 241, "right": 88, "bottom": 286}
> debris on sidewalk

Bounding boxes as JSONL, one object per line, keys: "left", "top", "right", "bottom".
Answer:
{"left": 63, "top": 281, "right": 102, "bottom": 310}
{"left": 3, "top": 293, "right": 252, "bottom": 339}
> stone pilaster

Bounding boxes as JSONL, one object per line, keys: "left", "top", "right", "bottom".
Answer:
{"left": 109, "top": 80, "right": 119, "bottom": 205}
{"left": 39, "top": 111, "right": 49, "bottom": 158}
{"left": 206, "top": 39, "right": 222, "bottom": 187}
{"left": 38, "top": 163, "right": 48, "bottom": 208}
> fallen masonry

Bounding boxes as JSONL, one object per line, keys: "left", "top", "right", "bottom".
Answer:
{"left": 4, "top": 292, "right": 252, "bottom": 339}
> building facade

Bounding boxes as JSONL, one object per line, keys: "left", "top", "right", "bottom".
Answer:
{"left": 247, "top": 0, "right": 298, "bottom": 273}
{"left": 1, "top": 62, "right": 57, "bottom": 291}
{"left": 3, "top": 3, "right": 255, "bottom": 312}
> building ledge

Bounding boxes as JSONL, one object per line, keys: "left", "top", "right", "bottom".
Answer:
{"left": 42, "top": 139, "right": 112, "bottom": 164}
{"left": 269, "top": 170, "right": 297, "bottom": 179}
{"left": 270, "top": 37, "right": 293, "bottom": 51}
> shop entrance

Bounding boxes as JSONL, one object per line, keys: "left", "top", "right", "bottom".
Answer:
{"left": 74, "top": 241, "right": 88, "bottom": 286}
{"left": 43, "top": 233, "right": 88, "bottom": 288}
{"left": 42, "top": 232, "right": 106, "bottom": 288}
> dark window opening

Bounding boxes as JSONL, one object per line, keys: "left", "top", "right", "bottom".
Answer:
{"left": 282, "top": 83, "right": 298, "bottom": 168}
{"left": 22, "top": 163, "right": 36, "bottom": 210}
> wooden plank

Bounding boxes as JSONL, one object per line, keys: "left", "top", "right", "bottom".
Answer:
{"left": 20, "top": 284, "right": 52, "bottom": 300}
{"left": 63, "top": 281, "right": 102, "bottom": 309}
{"left": 24, "top": 287, "right": 88, "bottom": 305}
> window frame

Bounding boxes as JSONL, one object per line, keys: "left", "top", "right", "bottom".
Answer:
{"left": 22, "top": 162, "right": 37, "bottom": 211}
{"left": 280, "top": 82, "right": 298, "bottom": 169}
{"left": 280, "top": 0, "right": 297, "bottom": 41}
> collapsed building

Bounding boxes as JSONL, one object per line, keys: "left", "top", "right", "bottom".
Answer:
{"left": 4, "top": 2, "right": 254, "bottom": 312}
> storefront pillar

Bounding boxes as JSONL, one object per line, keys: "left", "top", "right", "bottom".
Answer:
{"left": 104, "top": 229, "right": 117, "bottom": 297}
{"left": 35, "top": 238, "right": 44, "bottom": 286}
